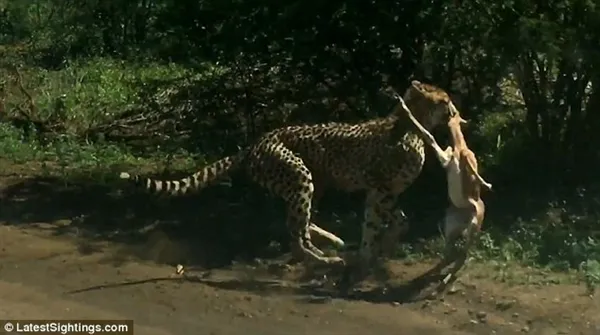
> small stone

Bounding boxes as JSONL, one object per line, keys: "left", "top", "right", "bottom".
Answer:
{"left": 447, "top": 285, "right": 459, "bottom": 294}
{"left": 444, "top": 307, "right": 457, "bottom": 315}
{"left": 496, "top": 299, "right": 516, "bottom": 311}
{"left": 521, "top": 325, "right": 530, "bottom": 332}
{"left": 464, "top": 283, "right": 477, "bottom": 290}
{"left": 307, "top": 295, "right": 332, "bottom": 304}
{"left": 308, "top": 279, "right": 320, "bottom": 286}
{"left": 53, "top": 219, "right": 72, "bottom": 226}
{"left": 470, "top": 319, "right": 479, "bottom": 325}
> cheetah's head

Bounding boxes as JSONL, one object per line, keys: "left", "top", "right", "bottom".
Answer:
{"left": 401, "top": 80, "right": 462, "bottom": 129}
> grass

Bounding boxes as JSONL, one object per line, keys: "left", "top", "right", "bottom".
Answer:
{"left": 0, "top": 57, "right": 234, "bottom": 174}
{"left": 2, "top": 57, "right": 227, "bottom": 134}
{"left": 0, "top": 58, "right": 218, "bottom": 196}
{"left": 394, "top": 217, "right": 600, "bottom": 295}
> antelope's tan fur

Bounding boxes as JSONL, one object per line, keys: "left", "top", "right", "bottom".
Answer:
{"left": 396, "top": 96, "right": 491, "bottom": 285}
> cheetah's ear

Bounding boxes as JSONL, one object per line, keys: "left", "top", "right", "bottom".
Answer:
{"left": 410, "top": 80, "right": 424, "bottom": 94}
{"left": 411, "top": 80, "right": 422, "bottom": 87}
{"left": 404, "top": 80, "right": 424, "bottom": 100}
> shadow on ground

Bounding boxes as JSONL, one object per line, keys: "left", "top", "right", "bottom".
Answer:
{"left": 0, "top": 172, "right": 298, "bottom": 268}
{"left": 64, "top": 262, "right": 443, "bottom": 305}
{"left": 0, "top": 170, "right": 371, "bottom": 266}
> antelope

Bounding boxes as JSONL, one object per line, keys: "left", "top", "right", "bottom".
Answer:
{"left": 395, "top": 95, "right": 492, "bottom": 287}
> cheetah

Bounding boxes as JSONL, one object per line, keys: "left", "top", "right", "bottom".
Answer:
{"left": 395, "top": 95, "right": 491, "bottom": 287}
{"left": 119, "top": 80, "right": 461, "bottom": 272}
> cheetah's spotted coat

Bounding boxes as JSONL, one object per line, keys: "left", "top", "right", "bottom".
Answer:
{"left": 119, "top": 81, "right": 461, "bottom": 270}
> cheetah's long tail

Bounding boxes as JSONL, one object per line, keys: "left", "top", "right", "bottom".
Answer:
{"left": 119, "top": 150, "right": 246, "bottom": 195}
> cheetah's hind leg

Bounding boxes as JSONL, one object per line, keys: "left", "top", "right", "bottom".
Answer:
{"left": 287, "top": 223, "right": 345, "bottom": 265}
{"left": 258, "top": 145, "right": 345, "bottom": 267}
{"left": 286, "top": 196, "right": 345, "bottom": 266}
{"left": 309, "top": 223, "right": 345, "bottom": 248}
{"left": 287, "top": 188, "right": 343, "bottom": 264}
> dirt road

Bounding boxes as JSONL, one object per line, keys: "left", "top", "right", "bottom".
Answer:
{"left": 0, "top": 167, "right": 598, "bottom": 335}
{"left": 0, "top": 226, "right": 471, "bottom": 335}
{"left": 0, "top": 225, "right": 598, "bottom": 335}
